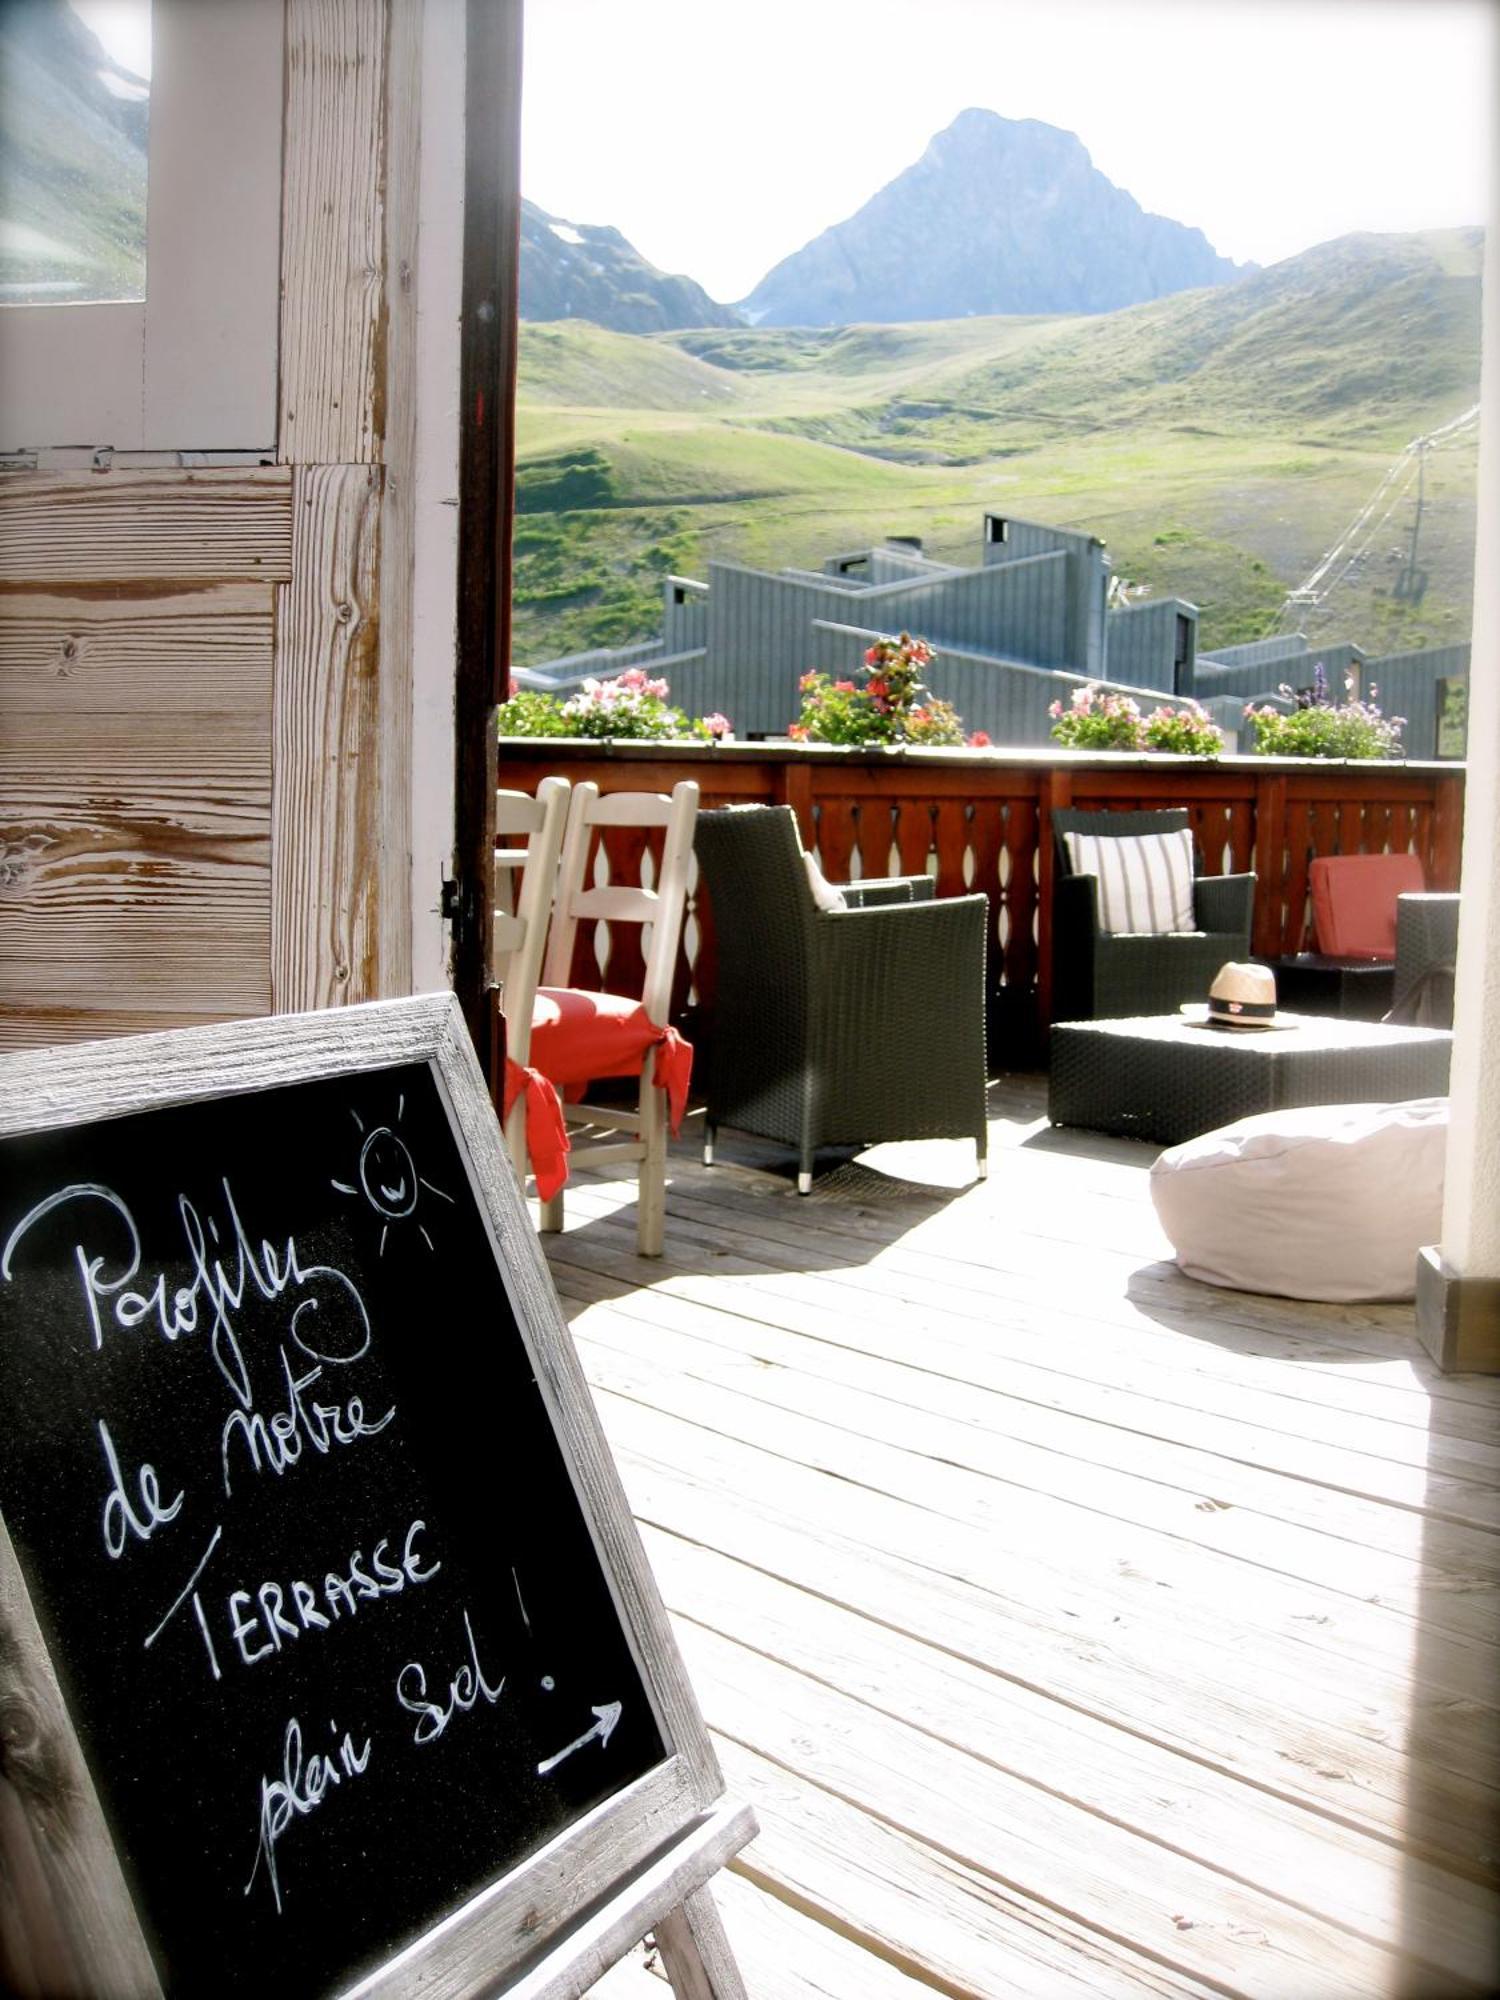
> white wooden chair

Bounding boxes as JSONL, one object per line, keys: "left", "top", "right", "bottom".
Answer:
{"left": 526, "top": 780, "right": 700, "bottom": 1256}
{"left": 492, "top": 777, "right": 571, "bottom": 1194}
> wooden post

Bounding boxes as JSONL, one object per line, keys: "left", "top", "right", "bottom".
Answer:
{"left": 1252, "top": 771, "right": 1289, "bottom": 959}
{"left": 1431, "top": 768, "right": 1467, "bottom": 888}
{"left": 1036, "top": 767, "right": 1072, "bottom": 1029}
{"left": 654, "top": 1886, "right": 750, "bottom": 2000}
{"left": 450, "top": 0, "right": 526, "bottom": 1068}
{"left": 783, "top": 758, "right": 814, "bottom": 843}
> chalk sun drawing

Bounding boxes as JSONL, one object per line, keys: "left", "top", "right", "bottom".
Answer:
{"left": 331, "top": 1096, "right": 454, "bottom": 1256}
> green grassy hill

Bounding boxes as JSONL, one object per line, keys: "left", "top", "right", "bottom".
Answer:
{"left": 513, "top": 231, "right": 1481, "bottom": 667}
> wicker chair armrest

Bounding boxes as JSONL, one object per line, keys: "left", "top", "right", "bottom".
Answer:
{"left": 1193, "top": 871, "right": 1255, "bottom": 933}
{"left": 840, "top": 874, "right": 937, "bottom": 908}
{"left": 816, "top": 894, "right": 988, "bottom": 1008}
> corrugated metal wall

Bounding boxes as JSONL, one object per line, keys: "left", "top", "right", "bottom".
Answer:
{"left": 513, "top": 636, "right": 669, "bottom": 692}
{"left": 864, "top": 549, "right": 963, "bottom": 584}
{"left": 662, "top": 576, "right": 709, "bottom": 655}
{"left": 1363, "top": 642, "right": 1472, "bottom": 760}
{"left": 513, "top": 520, "right": 1471, "bottom": 762}
{"left": 1199, "top": 632, "right": 1310, "bottom": 669}
{"left": 1194, "top": 639, "right": 1368, "bottom": 704}
{"left": 700, "top": 552, "right": 1075, "bottom": 734}
{"left": 983, "top": 514, "right": 1109, "bottom": 675}
{"left": 1104, "top": 599, "right": 1196, "bottom": 694}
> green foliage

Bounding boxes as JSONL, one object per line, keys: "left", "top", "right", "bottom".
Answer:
{"left": 492, "top": 688, "right": 575, "bottom": 738}
{"left": 1142, "top": 706, "right": 1225, "bottom": 757}
{"left": 1048, "top": 686, "right": 1146, "bottom": 750}
{"left": 496, "top": 669, "right": 730, "bottom": 743}
{"left": 1049, "top": 685, "right": 1222, "bottom": 757}
{"left": 1114, "top": 524, "right": 1289, "bottom": 650}
{"left": 1245, "top": 670, "right": 1405, "bottom": 758}
{"left": 791, "top": 634, "right": 972, "bottom": 747}
{"left": 510, "top": 509, "right": 700, "bottom": 663}
{"left": 516, "top": 234, "right": 1480, "bottom": 664}
{"left": 514, "top": 447, "right": 619, "bottom": 514}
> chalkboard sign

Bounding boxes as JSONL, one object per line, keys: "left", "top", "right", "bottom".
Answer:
{"left": 0, "top": 997, "right": 752, "bottom": 2000}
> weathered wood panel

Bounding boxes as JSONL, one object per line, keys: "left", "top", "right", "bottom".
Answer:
{"left": 0, "top": 1518, "right": 160, "bottom": 1998}
{"left": 0, "top": 712, "right": 272, "bottom": 1021}
{"left": 279, "top": 0, "right": 389, "bottom": 465}
{"left": 271, "top": 462, "right": 384, "bottom": 1010}
{"left": 0, "top": 554, "right": 277, "bottom": 1048}
{"left": 0, "top": 586, "right": 273, "bottom": 713}
{"left": 0, "top": 469, "right": 293, "bottom": 583}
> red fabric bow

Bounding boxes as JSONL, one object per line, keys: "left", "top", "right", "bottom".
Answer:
{"left": 502, "top": 1057, "right": 571, "bottom": 1202}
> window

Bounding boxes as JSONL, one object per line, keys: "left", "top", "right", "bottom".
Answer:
{"left": 0, "top": 1, "right": 151, "bottom": 307}
{"left": 0, "top": 0, "right": 282, "bottom": 453}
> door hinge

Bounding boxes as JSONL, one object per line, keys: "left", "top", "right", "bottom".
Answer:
{"left": 440, "top": 877, "right": 468, "bottom": 926}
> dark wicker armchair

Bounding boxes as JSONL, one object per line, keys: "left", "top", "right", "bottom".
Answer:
{"left": 693, "top": 806, "right": 989, "bottom": 1192}
{"left": 1050, "top": 807, "right": 1255, "bottom": 1022}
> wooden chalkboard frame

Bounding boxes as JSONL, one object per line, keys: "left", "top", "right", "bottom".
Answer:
{"left": 0, "top": 993, "right": 753, "bottom": 1999}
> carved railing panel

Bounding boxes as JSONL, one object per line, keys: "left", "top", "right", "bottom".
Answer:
{"left": 495, "top": 745, "right": 1465, "bottom": 1058}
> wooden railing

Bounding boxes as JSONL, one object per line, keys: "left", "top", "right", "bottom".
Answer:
{"left": 496, "top": 741, "right": 1465, "bottom": 1062}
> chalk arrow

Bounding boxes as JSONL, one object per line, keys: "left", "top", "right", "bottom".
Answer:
{"left": 537, "top": 1700, "right": 623, "bottom": 1776}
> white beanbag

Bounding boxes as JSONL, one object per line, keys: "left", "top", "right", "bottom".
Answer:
{"left": 1149, "top": 1098, "right": 1447, "bottom": 1302}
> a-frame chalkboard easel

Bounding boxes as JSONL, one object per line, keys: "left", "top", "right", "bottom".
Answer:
{"left": 0, "top": 994, "right": 754, "bottom": 1999}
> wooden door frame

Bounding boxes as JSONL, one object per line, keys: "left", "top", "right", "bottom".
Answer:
{"left": 452, "top": 0, "right": 525, "bottom": 1070}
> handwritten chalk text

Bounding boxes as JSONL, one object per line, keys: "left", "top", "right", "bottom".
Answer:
{"left": 1, "top": 1178, "right": 374, "bottom": 1411}
{"left": 396, "top": 1608, "right": 505, "bottom": 1747}
{"left": 226, "top": 1518, "right": 440, "bottom": 1669}
{"left": 97, "top": 1417, "right": 183, "bottom": 1558}
{"left": 221, "top": 1344, "right": 394, "bottom": 1496}
{"left": 246, "top": 1717, "right": 372, "bottom": 1915}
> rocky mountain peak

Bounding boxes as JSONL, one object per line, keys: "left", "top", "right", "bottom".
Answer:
{"left": 741, "top": 107, "right": 1250, "bottom": 326}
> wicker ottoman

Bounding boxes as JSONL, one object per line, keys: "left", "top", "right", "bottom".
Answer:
{"left": 1049, "top": 1012, "right": 1452, "bottom": 1146}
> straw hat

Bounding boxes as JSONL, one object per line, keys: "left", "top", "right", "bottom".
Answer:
{"left": 1206, "top": 961, "right": 1279, "bottom": 1030}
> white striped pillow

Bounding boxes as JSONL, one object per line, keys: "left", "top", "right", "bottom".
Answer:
{"left": 1065, "top": 827, "right": 1197, "bottom": 935}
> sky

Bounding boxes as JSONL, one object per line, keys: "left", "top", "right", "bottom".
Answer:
{"left": 521, "top": 0, "right": 1497, "bottom": 303}
{"left": 70, "top": 0, "right": 1496, "bottom": 308}
{"left": 68, "top": 0, "right": 150, "bottom": 76}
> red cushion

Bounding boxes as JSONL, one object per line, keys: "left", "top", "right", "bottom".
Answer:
{"left": 1309, "top": 853, "right": 1424, "bottom": 959}
{"left": 530, "top": 988, "right": 693, "bottom": 1133}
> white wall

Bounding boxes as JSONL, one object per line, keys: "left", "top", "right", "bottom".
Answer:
{"left": 1440, "top": 24, "right": 1500, "bottom": 1273}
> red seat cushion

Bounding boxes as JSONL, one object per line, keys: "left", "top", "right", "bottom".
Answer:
{"left": 1309, "top": 853, "right": 1424, "bottom": 960}
{"left": 530, "top": 988, "right": 693, "bottom": 1133}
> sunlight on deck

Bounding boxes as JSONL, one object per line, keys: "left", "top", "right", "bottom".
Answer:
{"left": 549, "top": 1077, "right": 1499, "bottom": 2000}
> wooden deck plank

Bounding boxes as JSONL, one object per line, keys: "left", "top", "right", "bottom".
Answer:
{"left": 553, "top": 1155, "right": 1500, "bottom": 1444}
{"left": 640, "top": 1528, "right": 1498, "bottom": 1988}
{"left": 716, "top": 1742, "right": 1226, "bottom": 2000}
{"left": 586, "top": 1370, "right": 1500, "bottom": 1873}
{"left": 680, "top": 1621, "right": 1455, "bottom": 2000}
{"left": 536, "top": 1090, "right": 1500, "bottom": 1998}
{"left": 548, "top": 1190, "right": 1500, "bottom": 1534}
{"left": 634, "top": 1150, "right": 1500, "bottom": 1420}
{"left": 560, "top": 1242, "right": 1500, "bottom": 1655}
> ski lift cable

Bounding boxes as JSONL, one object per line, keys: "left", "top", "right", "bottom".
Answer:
{"left": 1270, "top": 405, "right": 1476, "bottom": 625}
{"left": 1297, "top": 456, "right": 1414, "bottom": 600}
{"left": 1327, "top": 460, "right": 1422, "bottom": 592}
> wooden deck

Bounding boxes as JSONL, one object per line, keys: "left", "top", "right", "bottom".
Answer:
{"left": 543, "top": 1078, "right": 1500, "bottom": 2000}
